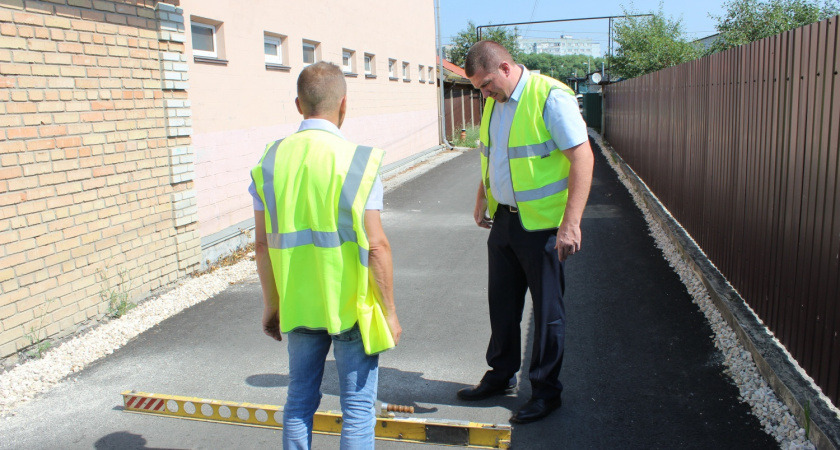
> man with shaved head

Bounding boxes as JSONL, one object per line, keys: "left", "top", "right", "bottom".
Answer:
{"left": 249, "top": 61, "right": 402, "bottom": 448}
{"left": 457, "top": 41, "right": 594, "bottom": 424}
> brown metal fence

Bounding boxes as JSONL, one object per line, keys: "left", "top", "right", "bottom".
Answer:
{"left": 603, "top": 16, "right": 840, "bottom": 405}
{"left": 444, "top": 85, "right": 483, "bottom": 140}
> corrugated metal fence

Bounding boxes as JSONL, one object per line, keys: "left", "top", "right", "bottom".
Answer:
{"left": 444, "top": 84, "right": 482, "bottom": 140}
{"left": 603, "top": 16, "right": 840, "bottom": 405}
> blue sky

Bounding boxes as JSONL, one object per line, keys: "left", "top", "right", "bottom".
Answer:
{"left": 438, "top": 0, "right": 728, "bottom": 56}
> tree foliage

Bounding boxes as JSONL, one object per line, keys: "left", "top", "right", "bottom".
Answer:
{"left": 709, "top": 0, "right": 839, "bottom": 53}
{"left": 519, "top": 53, "right": 606, "bottom": 81}
{"left": 607, "top": 5, "right": 702, "bottom": 79}
{"left": 447, "top": 21, "right": 522, "bottom": 67}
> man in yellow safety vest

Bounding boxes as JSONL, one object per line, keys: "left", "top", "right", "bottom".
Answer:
{"left": 456, "top": 41, "right": 594, "bottom": 424}
{"left": 249, "top": 61, "right": 402, "bottom": 448}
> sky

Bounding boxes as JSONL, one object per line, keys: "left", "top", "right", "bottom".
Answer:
{"left": 437, "top": 0, "right": 729, "bottom": 56}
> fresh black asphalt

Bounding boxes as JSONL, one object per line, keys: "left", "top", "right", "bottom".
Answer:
{"left": 0, "top": 141, "right": 778, "bottom": 449}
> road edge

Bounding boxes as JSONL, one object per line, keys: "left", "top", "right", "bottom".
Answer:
{"left": 591, "top": 129, "right": 839, "bottom": 450}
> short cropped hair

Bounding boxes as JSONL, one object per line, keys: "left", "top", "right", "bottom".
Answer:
{"left": 296, "top": 61, "right": 347, "bottom": 117}
{"left": 464, "top": 40, "right": 514, "bottom": 78}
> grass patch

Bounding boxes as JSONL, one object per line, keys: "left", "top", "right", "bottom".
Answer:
{"left": 23, "top": 298, "right": 56, "bottom": 359}
{"left": 98, "top": 266, "right": 136, "bottom": 319}
{"left": 450, "top": 125, "right": 480, "bottom": 148}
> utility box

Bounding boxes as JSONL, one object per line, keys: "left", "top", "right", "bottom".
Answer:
{"left": 582, "top": 93, "right": 602, "bottom": 129}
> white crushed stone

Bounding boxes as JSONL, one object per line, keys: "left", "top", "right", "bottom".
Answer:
{"left": 0, "top": 259, "right": 258, "bottom": 417}
{"left": 589, "top": 129, "right": 825, "bottom": 450}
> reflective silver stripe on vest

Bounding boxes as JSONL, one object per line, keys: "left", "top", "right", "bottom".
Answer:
{"left": 268, "top": 230, "right": 339, "bottom": 249}
{"left": 479, "top": 142, "right": 488, "bottom": 157}
{"left": 338, "top": 146, "right": 373, "bottom": 237}
{"left": 359, "top": 247, "right": 369, "bottom": 267}
{"left": 507, "top": 85, "right": 565, "bottom": 159}
{"left": 266, "top": 144, "right": 374, "bottom": 267}
{"left": 261, "top": 140, "right": 282, "bottom": 233}
{"left": 514, "top": 177, "right": 568, "bottom": 202}
{"left": 508, "top": 140, "right": 554, "bottom": 159}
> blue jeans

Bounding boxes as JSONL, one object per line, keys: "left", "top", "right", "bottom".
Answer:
{"left": 283, "top": 325, "right": 379, "bottom": 450}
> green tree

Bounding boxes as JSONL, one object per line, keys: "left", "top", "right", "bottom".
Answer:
{"left": 607, "top": 5, "right": 702, "bottom": 79}
{"left": 709, "top": 0, "right": 839, "bottom": 53}
{"left": 447, "top": 21, "right": 522, "bottom": 67}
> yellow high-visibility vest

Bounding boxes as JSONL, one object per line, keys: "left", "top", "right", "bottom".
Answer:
{"left": 251, "top": 129, "right": 393, "bottom": 354}
{"left": 479, "top": 74, "right": 576, "bottom": 231}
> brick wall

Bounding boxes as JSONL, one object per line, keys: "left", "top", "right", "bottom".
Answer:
{"left": 0, "top": 0, "right": 199, "bottom": 364}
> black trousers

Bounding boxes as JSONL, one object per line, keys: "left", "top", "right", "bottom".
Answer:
{"left": 481, "top": 206, "right": 566, "bottom": 400}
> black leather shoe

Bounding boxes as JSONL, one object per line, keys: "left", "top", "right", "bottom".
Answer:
{"left": 510, "top": 396, "right": 562, "bottom": 424}
{"left": 457, "top": 382, "right": 516, "bottom": 401}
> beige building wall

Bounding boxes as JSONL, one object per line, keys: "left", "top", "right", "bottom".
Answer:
{"left": 180, "top": 0, "right": 440, "bottom": 249}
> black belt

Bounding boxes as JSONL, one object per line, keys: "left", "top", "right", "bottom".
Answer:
{"left": 500, "top": 204, "right": 518, "bottom": 213}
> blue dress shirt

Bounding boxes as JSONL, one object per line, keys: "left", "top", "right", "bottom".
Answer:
{"left": 487, "top": 66, "right": 588, "bottom": 206}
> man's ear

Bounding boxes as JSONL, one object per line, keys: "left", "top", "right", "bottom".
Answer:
{"left": 499, "top": 61, "right": 511, "bottom": 77}
{"left": 295, "top": 97, "right": 304, "bottom": 115}
{"left": 337, "top": 95, "right": 347, "bottom": 128}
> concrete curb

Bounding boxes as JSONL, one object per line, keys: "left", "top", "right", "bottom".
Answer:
{"left": 594, "top": 133, "right": 840, "bottom": 450}
{"left": 381, "top": 144, "right": 448, "bottom": 178}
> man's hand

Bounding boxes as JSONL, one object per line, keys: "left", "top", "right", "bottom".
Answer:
{"left": 555, "top": 140, "right": 593, "bottom": 262}
{"left": 255, "top": 209, "right": 282, "bottom": 341}
{"left": 365, "top": 210, "right": 401, "bottom": 348}
{"left": 555, "top": 221, "right": 582, "bottom": 261}
{"left": 474, "top": 180, "right": 492, "bottom": 229}
{"left": 386, "top": 312, "right": 402, "bottom": 346}
{"left": 262, "top": 305, "right": 282, "bottom": 341}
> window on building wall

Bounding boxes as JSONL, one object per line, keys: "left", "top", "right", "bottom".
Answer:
{"left": 191, "top": 17, "right": 226, "bottom": 64}
{"left": 418, "top": 64, "right": 425, "bottom": 82}
{"left": 402, "top": 61, "right": 410, "bottom": 81}
{"left": 342, "top": 49, "right": 355, "bottom": 74}
{"left": 191, "top": 22, "right": 217, "bottom": 58}
{"left": 428, "top": 66, "right": 434, "bottom": 83}
{"left": 264, "top": 35, "right": 281, "bottom": 63}
{"left": 264, "top": 32, "right": 289, "bottom": 70}
{"left": 388, "top": 58, "right": 397, "bottom": 79}
{"left": 303, "top": 40, "right": 319, "bottom": 66}
{"left": 364, "top": 53, "right": 375, "bottom": 77}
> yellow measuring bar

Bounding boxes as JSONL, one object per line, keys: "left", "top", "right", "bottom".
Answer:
{"left": 121, "top": 391, "right": 511, "bottom": 448}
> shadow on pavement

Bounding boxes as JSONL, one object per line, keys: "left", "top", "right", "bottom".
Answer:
{"left": 94, "top": 431, "right": 187, "bottom": 450}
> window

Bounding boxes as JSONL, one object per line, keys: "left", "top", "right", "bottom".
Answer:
{"left": 419, "top": 64, "right": 425, "bottom": 82}
{"left": 388, "top": 58, "right": 397, "bottom": 79}
{"left": 364, "top": 53, "right": 375, "bottom": 77}
{"left": 264, "top": 32, "right": 289, "bottom": 70}
{"left": 302, "top": 40, "right": 319, "bottom": 66}
{"left": 191, "top": 22, "right": 217, "bottom": 58}
{"left": 191, "top": 17, "right": 225, "bottom": 63}
{"left": 428, "top": 66, "right": 434, "bottom": 83}
{"left": 402, "top": 61, "right": 409, "bottom": 81}
{"left": 264, "top": 34, "right": 282, "bottom": 64}
{"left": 342, "top": 49, "right": 355, "bottom": 74}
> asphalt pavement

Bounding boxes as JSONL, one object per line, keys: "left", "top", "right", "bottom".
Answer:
{"left": 0, "top": 141, "right": 779, "bottom": 449}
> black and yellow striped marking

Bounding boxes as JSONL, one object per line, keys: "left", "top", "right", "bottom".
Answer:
{"left": 121, "top": 391, "right": 512, "bottom": 449}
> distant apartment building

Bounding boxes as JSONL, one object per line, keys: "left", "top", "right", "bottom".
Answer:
{"left": 693, "top": 33, "right": 720, "bottom": 51}
{"left": 517, "top": 36, "right": 601, "bottom": 57}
